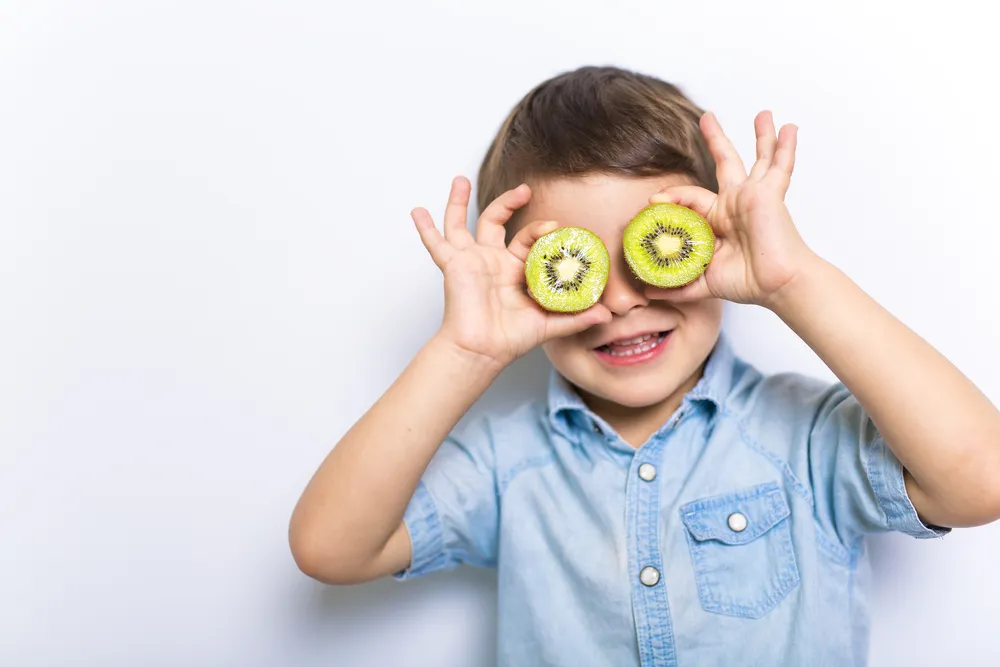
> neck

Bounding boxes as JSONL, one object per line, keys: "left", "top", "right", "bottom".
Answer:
{"left": 579, "top": 365, "right": 705, "bottom": 448}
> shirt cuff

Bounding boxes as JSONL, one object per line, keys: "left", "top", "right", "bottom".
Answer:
{"left": 393, "top": 480, "right": 450, "bottom": 580}
{"left": 867, "top": 434, "right": 951, "bottom": 539}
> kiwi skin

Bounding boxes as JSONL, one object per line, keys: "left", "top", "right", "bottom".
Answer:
{"left": 524, "top": 227, "right": 610, "bottom": 313}
{"left": 622, "top": 203, "right": 715, "bottom": 288}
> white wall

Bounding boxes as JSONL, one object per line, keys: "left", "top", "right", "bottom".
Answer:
{"left": 2, "top": 1, "right": 998, "bottom": 665}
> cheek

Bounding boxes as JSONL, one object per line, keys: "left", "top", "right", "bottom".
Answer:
{"left": 541, "top": 338, "right": 570, "bottom": 360}
{"left": 681, "top": 299, "right": 724, "bottom": 332}
{"left": 541, "top": 337, "right": 587, "bottom": 369}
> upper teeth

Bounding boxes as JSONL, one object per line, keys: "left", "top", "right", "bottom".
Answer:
{"left": 614, "top": 334, "right": 655, "bottom": 346}
{"left": 606, "top": 334, "right": 662, "bottom": 357}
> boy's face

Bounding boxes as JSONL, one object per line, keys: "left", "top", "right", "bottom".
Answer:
{"left": 518, "top": 173, "right": 723, "bottom": 409}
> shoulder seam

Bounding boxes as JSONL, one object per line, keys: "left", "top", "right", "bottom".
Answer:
{"left": 723, "top": 407, "right": 813, "bottom": 505}
{"left": 498, "top": 453, "right": 556, "bottom": 496}
{"left": 723, "top": 406, "right": 858, "bottom": 561}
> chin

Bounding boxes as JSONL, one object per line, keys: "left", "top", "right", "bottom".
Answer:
{"left": 587, "top": 378, "right": 681, "bottom": 409}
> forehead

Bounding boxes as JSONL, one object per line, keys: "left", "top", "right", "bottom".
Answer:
{"left": 520, "top": 173, "right": 696, "bottom": 238}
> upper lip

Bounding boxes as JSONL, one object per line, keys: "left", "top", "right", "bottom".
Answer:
{"left": 593, "top": 329, "right": 671, "bottom": 349}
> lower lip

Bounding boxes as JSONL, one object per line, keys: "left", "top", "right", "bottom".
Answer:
{"left": 594, "top": 332, "right": 671, "bottom": 367}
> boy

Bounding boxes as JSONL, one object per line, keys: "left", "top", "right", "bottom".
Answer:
{"left": 289, "top": 66, "right": 1000, "bottom": 666}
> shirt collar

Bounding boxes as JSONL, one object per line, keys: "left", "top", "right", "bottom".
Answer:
{"left": 686, "top": 332, "right": 737, "bottom": 409}
{"left": 546, "top": 332, "right": 737, "bottom": 433}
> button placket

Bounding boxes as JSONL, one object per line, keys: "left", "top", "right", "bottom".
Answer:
{"left": 626, "top": 434, "right": 677, "bottom": 665}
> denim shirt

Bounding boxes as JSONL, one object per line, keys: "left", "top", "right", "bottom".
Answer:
{"left": 395, "top": 336, "right": 948, "bottom": 666}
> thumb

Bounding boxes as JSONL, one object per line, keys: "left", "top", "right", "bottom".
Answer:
{"left": 643, "top": 274, "right": 713, "bottom": 303}
{"left": 649, "top": 185, "right": 718, "bottom": 220}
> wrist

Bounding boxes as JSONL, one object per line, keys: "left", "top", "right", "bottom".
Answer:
{"left": 762, "top": 250, "right": 831, "bottom": 316}
{"left": 425, "top": 333, "right": 510, "bottom": 381}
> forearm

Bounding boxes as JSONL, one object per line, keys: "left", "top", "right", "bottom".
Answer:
{"left": 770, "top": 254, "right": 1000, "bottom": 526}
{"left": 289, "top": 335, "right": 502, "bottom": 575}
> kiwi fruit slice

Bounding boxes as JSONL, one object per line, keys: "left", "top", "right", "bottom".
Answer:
{"left": 524, "top": 227, "right": 609, "bottom": 313}
{"left": 623, "top": 203, "right": 715, "bottom": 288}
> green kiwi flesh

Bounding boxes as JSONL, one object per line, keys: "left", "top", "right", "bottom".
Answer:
{"left": 623, "top": 203, "right": 715, "bottom": 288}
{"left": 524, "top": 227, "right": 609, "bottom": 313}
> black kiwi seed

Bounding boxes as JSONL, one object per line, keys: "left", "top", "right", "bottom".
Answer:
{"left": 542, "top": 246, "right": 591, "bottom": 292}
{"left": 524, "top": 226, "right": 611, "bottom": 313}
{"left": 640, "top": 223, "right": 695, "bottom": 268}
{"left": 622, "top": 203, "right": 715, "bottom": 288}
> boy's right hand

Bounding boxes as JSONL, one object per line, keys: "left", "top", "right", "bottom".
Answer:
{"left": 412, "top": 176, "right": 612, "bottom": 370}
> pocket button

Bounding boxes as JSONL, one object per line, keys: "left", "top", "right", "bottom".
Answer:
{"left": 727, "top": 512, "right": 748, "bottom": 532}
{"left": 639, "top": 566, "right": 660, "bottom": 587}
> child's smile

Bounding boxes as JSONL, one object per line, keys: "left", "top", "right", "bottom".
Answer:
{"left": 593, "top": 329, "right": 671, "bottom": 366}
{"left": 519, "top": 173, "right": 723, "bottom": 416}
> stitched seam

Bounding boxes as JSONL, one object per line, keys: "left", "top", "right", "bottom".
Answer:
{"left": 725, "top": 407, "right": 860, "bottom": 558}
{"left": 865, "top": 435, "right": 894, "bottom": 528}
{"left": 498, "top": 452, "right": 556, "bottom": 495}
{"left": 683, "top": 511, "right": 801, "bottom": 619}
{"left": 723, "top": 408, "right": 812, "bottom": 504}
{"left": 396, "top": 481, "right": 449, "bottom": 578}
{"left": 815, "top": 528, "right": 854, "bottom": 568}
{"left": 679, "top": 481, "right": 780, "bottom": 510}
{"left": 680, "top": 484, "right": 789, "bottom": 544}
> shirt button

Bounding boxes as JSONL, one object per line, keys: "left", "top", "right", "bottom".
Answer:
{"left": 727, "top": 512, "right": 748, "bottom": 532}
{"left": 637, "top": 463, "right": 657, "bottom": 482}
{"left": 593, "top": 424, "right": 601, "bottom": 434}
{"left": 639, "top": 566, "right": 660, "bottom": 587}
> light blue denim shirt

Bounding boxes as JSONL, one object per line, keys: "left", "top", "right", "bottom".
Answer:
{"left": 395, "top": 336, "right": 948, "bottom": 666}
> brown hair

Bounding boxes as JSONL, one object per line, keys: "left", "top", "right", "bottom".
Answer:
{"left": 476, "top": 66, "right": 718, "bottom": 230}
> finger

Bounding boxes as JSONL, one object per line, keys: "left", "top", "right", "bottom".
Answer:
{"left": 544, "top": 303, "right": 613, "bottom": 340}
{"left": 411, "top": 207, "right": 453, "bottom": 268}
{"left": 700, "top": 112, "right": 747, "bottom": 189}
{"left": 443, "top": 175, "right": 474, "bottom": 248}
{"left": 649, "top": 185, "right": 718, "bottom": 220}
{"left": 507, "top": 219, "right": 559, "bottom": 263}
{"left": 643, "top": 274, "right": 713, "bottom": 303}
{"left": 476, "top": 183, "right": 532, "bottom": 248}
{"left": 767, "top": 123, "right": 798, "bottom": 190}
{"left": 748, "top": 110, "right": 778, "bottom": 181}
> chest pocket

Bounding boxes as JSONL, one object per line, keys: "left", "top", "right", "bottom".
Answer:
{"left": 679, "top": 481, "right": 800, "bottom": 619}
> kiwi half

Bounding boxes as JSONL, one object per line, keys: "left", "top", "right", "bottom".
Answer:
{"left": 525, "top": 227, "right": 609, "bottom": 313}
{"left": 623, "top": 203, "right": 715, "bottom": 288}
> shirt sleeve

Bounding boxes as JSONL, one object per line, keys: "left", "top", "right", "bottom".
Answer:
{"left": 394, "top": 416, "right": 499, "bottom": 580}
{"left": 805, "top": 382, "right": 950, "bottom": 547}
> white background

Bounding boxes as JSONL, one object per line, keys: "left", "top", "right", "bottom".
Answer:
{"left": 2, "top": 1, "right": 998, "bottom": 665}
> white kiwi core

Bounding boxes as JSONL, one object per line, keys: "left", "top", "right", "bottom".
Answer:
{"left": 555, "top": 257, "right": 582, "bottom": 282}
{"left": 654, "top": 234, "right": 683, "bottom": 256}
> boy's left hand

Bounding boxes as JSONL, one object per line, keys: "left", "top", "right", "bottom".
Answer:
{"left": 647, "top": 111, "right": 815, "bottom": 308}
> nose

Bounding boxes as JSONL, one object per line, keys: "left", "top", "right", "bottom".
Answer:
{"left": 600, "top": 253, "right": 649, "bottom": 316}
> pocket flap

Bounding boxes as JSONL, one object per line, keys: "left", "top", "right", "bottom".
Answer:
{"left": 680, "top": 482, "right": 790, "bottom": 546}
